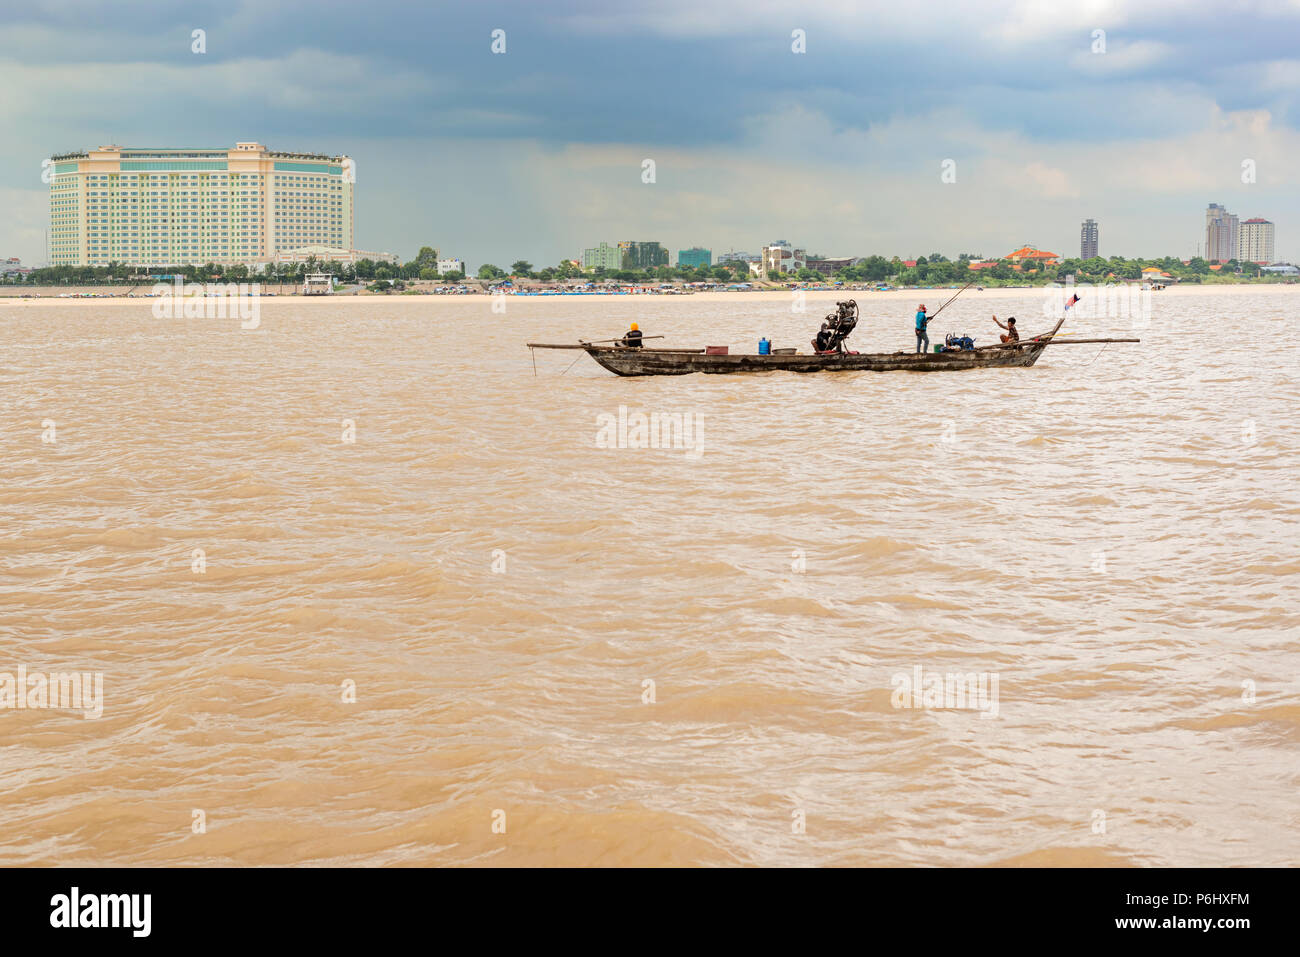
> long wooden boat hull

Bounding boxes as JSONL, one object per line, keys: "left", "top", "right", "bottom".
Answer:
{"left": 584, "top": 342, "right": 1050, "bottom": 376}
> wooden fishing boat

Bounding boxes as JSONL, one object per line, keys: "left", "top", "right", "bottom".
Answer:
{"left": 529, "top": 317, "right": 1138, "bottom": 377}
{"left": 571, "top": 336, "right": 1051, "bottom": 376}
{"left": 528, "top": 292, "right": 1139, "bottom": 377}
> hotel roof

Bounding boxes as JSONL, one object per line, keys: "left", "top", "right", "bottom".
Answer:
{"left": 50, "top": 145, "right": 347, "bottom": 162}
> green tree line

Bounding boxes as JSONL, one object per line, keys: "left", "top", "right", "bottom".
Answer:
{"left": 7, "top": 247, "right": 1283, "bottom": 287}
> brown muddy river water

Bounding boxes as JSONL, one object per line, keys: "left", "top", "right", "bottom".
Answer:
{"left": 1, "top": 287, "right": 1297, "bottom": 866}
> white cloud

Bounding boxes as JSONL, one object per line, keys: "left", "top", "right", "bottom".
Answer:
{"left": 1070, "top": 39, "right": 1173, "bottom": 73}
{"left": 0, "top": 187, "right": 51, "bottom": 264}
{"left": 475, "top": 103, "right": 1300, "bottom": 263}
{"left": 1020, "top": 162, "right": 1079, "bottom": 198}
{"left": 1255, "top": 58, "right": 1300, "bottom": 90}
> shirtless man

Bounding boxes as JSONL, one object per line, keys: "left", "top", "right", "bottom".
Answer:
{"left": 993, "top": 315, "right": 1019, "bottom": 343}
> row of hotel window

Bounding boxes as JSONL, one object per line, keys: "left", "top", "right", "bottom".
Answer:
{"left": 67, "top": 191, "right": 343, "bottom": 197}
{"left": 76, "top": 233, "right": 341, "bottom": 241}
{"left": 78, "top": 199, "right": 341, "bottom": 208}
{"left": 79, "top": 207, "right": 342, "bottom": 213}
{"left": 79, "top": 204, "right": 341, "bottom": 209}
{"left": 81, "top": 227, "right": 343, "bottom": 235}
{"left": 77, "top": 174, "right": 341, "bottom": 182}
{"left": 80, "top": 228, "right": 344, "bottom": 236}
{"left": 82, "top": 242, "right": 345, "bottom": 248}
{"left": 78, "top": 193, "right": 340, "bottom": 199}
{"left": 73, "top": 174, "right": 343, "bottom": 187}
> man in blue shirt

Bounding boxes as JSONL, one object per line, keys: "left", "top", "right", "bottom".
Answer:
{"left": 915, "top": 304, "right": 930, "bottom": 353}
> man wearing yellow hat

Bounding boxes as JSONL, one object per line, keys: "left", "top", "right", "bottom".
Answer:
{"left": 621, "top": 322, "right": 644, "bottom": 348}
{"left": 914, "top": 304, "right": 931, "bottom": 354}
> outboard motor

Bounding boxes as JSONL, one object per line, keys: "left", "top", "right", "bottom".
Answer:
{"left": 822, "top": 299, "right": 858, "bottom": 352}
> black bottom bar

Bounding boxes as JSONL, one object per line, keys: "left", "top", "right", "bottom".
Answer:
{"left": 0, "top": 866, "right": 1283, "bottom": 945}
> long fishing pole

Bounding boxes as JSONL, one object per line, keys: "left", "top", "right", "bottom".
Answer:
{"left": 976, "top": 336, "right": 1139, "bottom": 351}
{"left": 579, "top": 335, "right": 667, "bottom": 346}
{"left": 926, "top": 281, "right": 976, "bottom": 323}
{"left": 526, "top": 336, "right": 666, "bottom": 349}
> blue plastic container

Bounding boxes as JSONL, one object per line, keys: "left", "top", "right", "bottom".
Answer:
{"left": 758, "top": 338, "right": 771, "bottom": 355}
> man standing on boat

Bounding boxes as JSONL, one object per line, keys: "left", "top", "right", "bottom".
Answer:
{"left": 621, "top": 322, "right": 644, "bottom": 348}
{"left": 915, "top": 305, "right": 930, "bottom": 353}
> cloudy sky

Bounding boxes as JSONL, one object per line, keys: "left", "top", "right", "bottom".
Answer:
{"left": 2, "top": 0, "right": 1298, "bottom": 267}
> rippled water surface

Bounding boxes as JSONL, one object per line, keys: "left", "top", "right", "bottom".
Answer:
{"left": 2, "top": 288, "right": 1297, "bottom": 866}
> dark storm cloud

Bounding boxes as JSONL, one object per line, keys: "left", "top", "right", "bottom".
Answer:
{"left": 4, "top": 0, "right": 1299, "bottom": 146}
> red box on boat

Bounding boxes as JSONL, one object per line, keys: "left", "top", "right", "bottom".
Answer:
{"left": 705, "top": 345, "right": 729, "bottom": 355}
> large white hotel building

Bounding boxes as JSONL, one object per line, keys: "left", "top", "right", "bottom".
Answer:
{"left": 1238, "top": 218, "right": 1275, "bottom": 265}
{"left": 48, "top": 142, "right": 357, "bottom": 267}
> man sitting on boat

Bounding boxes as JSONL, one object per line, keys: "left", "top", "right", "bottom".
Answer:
{"left": 621, "top": 323, "right": 644, "bottom": 348}
{"left": 812, "top": 300, "right": 859, "bottom": 355}
{"left": 993, "top": 315, "right": 1019, "bottom": 343}
{"left": 812, "top": 322, "right": 833, "bottom": 354}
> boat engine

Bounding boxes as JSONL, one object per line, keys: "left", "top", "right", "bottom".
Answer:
{"left": 822, "top": 299, "right": 858, "bottom": 352}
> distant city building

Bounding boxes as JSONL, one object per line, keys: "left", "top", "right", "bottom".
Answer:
{"left": 302, "top": 273, "right": 333, "bottom": 295}
{"left": 1205, "top": 203, "right": 1239, "bottom": 262}
{"left": 1140, "top": 266, "right": 1178, "bottom": 285}
{"left": 436, "top": 257, "right": 466, "bottom": 275}
{"left": 48, "top": 142, "right": 354, "bottom": 267}
{"left": 582, "top": 241, "right": 621, "bottom": 270}
{"left": 762, "top": 241, "right": 806, "bottom": 274}
{"left": 1237, "top": 218, "right": 1274, "bottom": 264}
{"left": 677, "top": 247, "right": 711, "bottom": 269}
{"left": 716, "top": 250, "right": 757, "bottom": 263}
{"left": 1261, "top": 263, "right": 1297, "bottom": 275}
{"left": 1004, "top": 245, "right": 1060, "bottom": 266}
{"left": 805, "top": 256, "right": 860, "bottom": 275}
{"left": 618, "top": 241, "right": 669, "bottom": 270}
{"left": 2, "top": 257, "right": 32, "bottom": 278}
{"left": 1080, "top": 219, "right": 1099, "bottom": 259}
{"left": 274, "top": 245, "right": 399, "bottom": 266}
